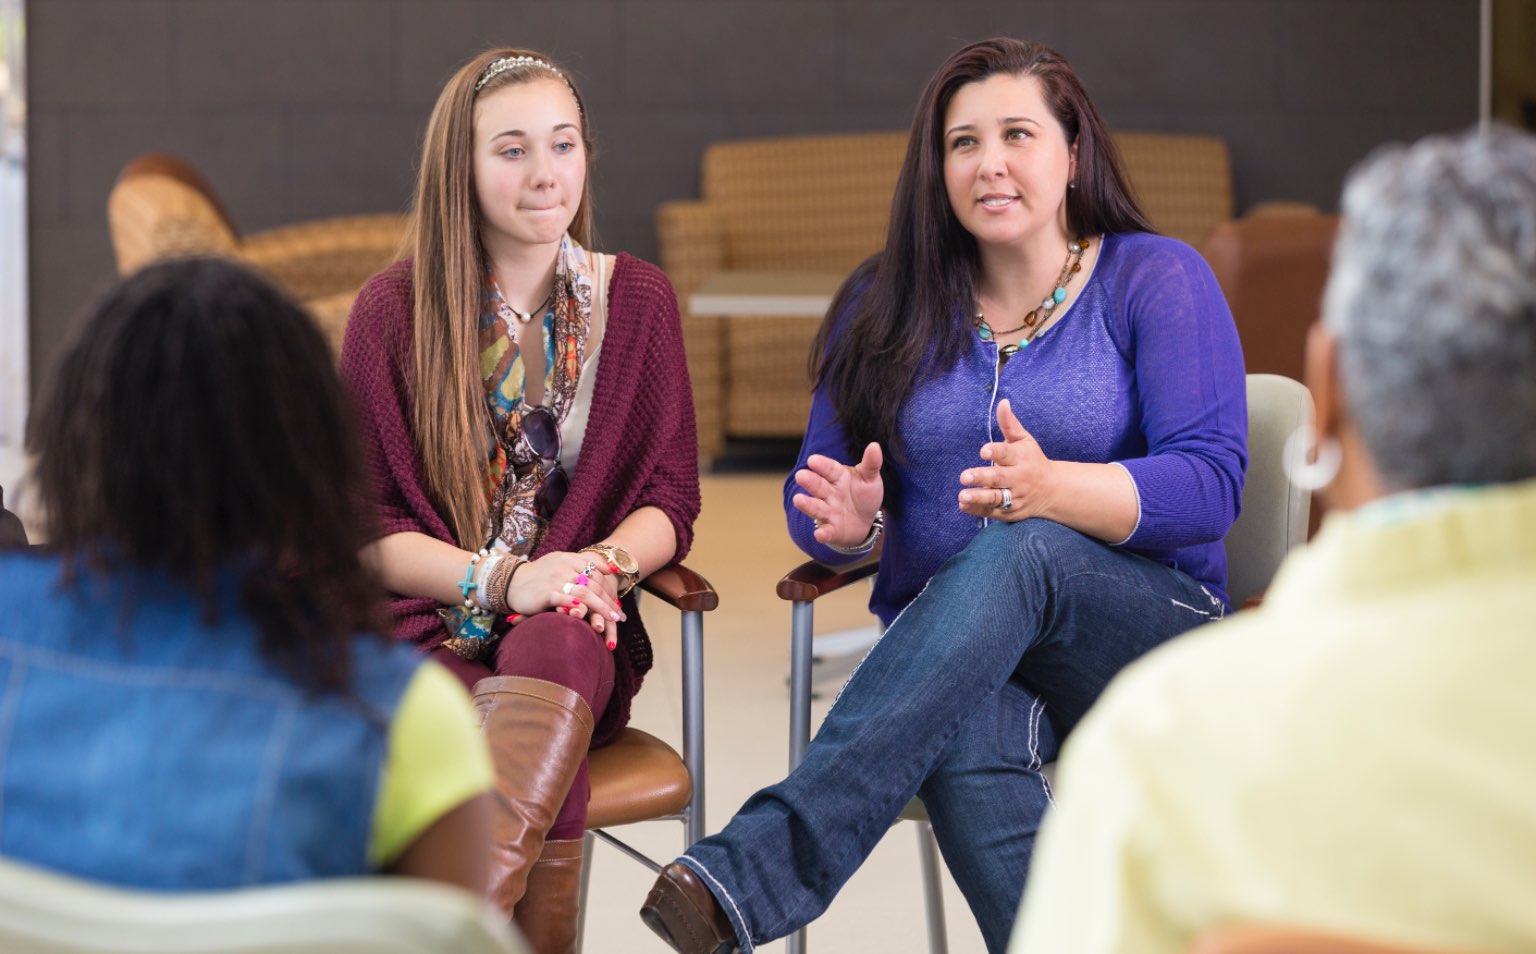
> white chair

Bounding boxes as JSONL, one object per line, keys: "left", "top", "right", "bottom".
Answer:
{"left": 775, "top": 373, "right": 1314, "bottom": 953}
{"left": 0, "top": 855, "right": 526, "bottom": 954}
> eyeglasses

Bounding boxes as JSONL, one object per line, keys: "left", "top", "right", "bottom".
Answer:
{"left": 515, "top": 406, "right": 569, "bottom": 519}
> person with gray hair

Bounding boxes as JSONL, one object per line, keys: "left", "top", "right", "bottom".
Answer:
{"left": 1008, "top": 125, "right": 1536, "bottom": 954}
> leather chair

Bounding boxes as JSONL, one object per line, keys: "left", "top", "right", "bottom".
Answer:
{"left": 1191, "top": 925, "right": 1472, "bottom": 954}
{"left": 0, "top": 854, "right": 526, "bottom": 953}
{"left": 776, "top": 374, "right": 1313, "bottom": 952}
{"left": 575, "top": 565, "right": 718, "bottom": 952}
{"left": 1201, "top": 212, "right": 1338, "bottom": 539}
{"left": 1200, "top": 213, "right": 1340, "bottom": 384}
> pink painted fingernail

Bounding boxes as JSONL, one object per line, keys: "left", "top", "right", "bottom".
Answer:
{"left": 556, "top": 606, "right": 568, "bottom": 614}
{"left": 606, "top": 639, "right": 616, "bottom": 651}
{"left": 569, "top": 599, "right": 581, "bottom": 608}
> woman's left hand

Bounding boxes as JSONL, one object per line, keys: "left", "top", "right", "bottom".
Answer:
{"left": 958, "top": 398, "right": 1057, "bottom": 522}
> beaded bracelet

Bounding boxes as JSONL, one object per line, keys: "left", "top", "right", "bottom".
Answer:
{"left": 456, "top": 549, "right": 493, "bottom": 611}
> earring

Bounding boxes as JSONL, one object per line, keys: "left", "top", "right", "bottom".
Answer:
{"left": 1068, "top": 181, "right": 1077, "bottom": 190}
{"left": 1282, "top": 423, "right": 1342, "bottom": 492}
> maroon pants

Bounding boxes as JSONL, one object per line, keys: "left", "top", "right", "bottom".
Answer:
{"left": 432, "top": 612, "right": 616, "bottom": 840}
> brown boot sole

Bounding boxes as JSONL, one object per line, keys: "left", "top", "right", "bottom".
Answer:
{"left": 639, "top": 871, "right": 738, "bottom": 954}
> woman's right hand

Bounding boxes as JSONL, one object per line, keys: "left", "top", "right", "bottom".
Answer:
{"left": 791, "top": 442, "right": 885, "bottom": 549}
{"left": 505, "top": 551, "right": 625, "bottom": 634}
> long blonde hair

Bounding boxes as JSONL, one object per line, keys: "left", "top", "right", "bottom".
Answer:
{"left": 404, "top": 48, "right": 596, "bottom": 546}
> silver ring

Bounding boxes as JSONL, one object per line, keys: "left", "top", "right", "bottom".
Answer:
{"left": 1000, "top": 487, "right": 1014, "bottom": 511}
{"left": 561, "top": 581, "right": 576, "bottom": 595}
{"left": 581, "top": 561, "right": 599, "bottom": 576}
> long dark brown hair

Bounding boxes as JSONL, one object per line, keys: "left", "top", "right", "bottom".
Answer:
{"left": 813, "top": 38, "right": 1152, "bottom": 484}
{"left": 29, "top": 257, "right": 386, "bottom": 695}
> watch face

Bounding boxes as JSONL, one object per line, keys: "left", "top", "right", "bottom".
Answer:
{"left": 591, "top": 544, "right": 638, "bottom": 575}
{"left": 611, "top": 547, "right": 640, "bottom": 575}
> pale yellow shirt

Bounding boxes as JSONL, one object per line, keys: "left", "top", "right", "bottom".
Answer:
{"left": 1013, "top": 478, "right": 1536, "bottom": 954}
{"left": 369, "top": 660, "right": 494, "bottom": 866}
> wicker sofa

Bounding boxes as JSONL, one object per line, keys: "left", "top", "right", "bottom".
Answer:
{"left": 657, "top": 130, "right": 1236, "bottom": 459}
{"left": 106, "top": 154, "right": 406, "bottom": 354}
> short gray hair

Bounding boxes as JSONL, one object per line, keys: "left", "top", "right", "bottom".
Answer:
{"left": 1323, "top": 125, "right": 1536, "bottom": 490}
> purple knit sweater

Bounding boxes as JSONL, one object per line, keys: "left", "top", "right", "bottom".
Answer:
{"left": 340, "top": 254, "right": 701, "bottom": 745}
{"left": 787, "top": 232, "right": 1248, "bottom": 625}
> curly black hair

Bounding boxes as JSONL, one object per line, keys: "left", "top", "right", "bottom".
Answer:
{"left": 29, "top": 257, "right": 387, "bottom": 694}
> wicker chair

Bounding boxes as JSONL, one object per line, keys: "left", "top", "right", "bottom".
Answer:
{"left": 106, "top": 153, "right": 405, "bottom": 353}
{"left": 657, "top": 130, "right": 1236, "bottom": 458}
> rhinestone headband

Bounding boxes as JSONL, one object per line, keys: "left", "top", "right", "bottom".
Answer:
{"left": 475, "top": 55, "right": 562, "bottom": 92}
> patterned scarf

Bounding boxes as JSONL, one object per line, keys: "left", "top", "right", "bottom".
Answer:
{"left": 480, "top": 234, "right": 596, "bottom": 555}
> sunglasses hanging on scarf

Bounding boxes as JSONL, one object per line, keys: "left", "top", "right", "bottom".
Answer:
{"left": 515, "top": 405, "right": 570, "bottom": 519}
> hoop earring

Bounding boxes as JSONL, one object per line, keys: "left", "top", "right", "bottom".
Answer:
{"left": 1282, "top": 423, "right": 1342, "bottom": 492}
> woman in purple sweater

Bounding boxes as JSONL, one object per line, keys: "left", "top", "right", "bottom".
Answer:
{"left": 341, "top": 48, "right": 699, "bottom": 954}
{"left": 642, "top": 38, "right": 1245, "bottom": 954}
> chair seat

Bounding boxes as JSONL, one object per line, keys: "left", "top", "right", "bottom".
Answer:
{"left": 587, "top": 728, "right": 692, "bottom": 830}
{"left": 898, "top": 798, "right": 928, "bottom": 823}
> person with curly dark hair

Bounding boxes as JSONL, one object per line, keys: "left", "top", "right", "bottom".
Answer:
{"left": 0, "top": 257, "right": 492, "bottom": 894}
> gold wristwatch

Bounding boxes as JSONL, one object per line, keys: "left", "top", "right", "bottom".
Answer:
{"left": 581, "top": 543, "right": 640, "bottom": 596}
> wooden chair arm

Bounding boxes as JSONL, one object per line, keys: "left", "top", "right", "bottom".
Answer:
{"left": 775, "top": 552, "right": 881, "bottom": 602}
{"left": 639, "top": 563, "right": 719, "bottom": 613}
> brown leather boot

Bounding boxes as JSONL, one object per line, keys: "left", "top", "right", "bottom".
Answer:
{"left": 512, "top": 838, "right": 585, "bottom": 954}
{"left": 473, "top": 676, "right": 594, "bottom": 915}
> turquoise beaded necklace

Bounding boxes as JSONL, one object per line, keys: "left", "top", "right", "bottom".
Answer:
{"left": 975, "top": 237, "right": 1089, "bottom": 360}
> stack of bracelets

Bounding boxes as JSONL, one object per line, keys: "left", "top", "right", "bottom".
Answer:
{"left": 440, "top": 544, "right": 640, "bottom": 661}
{"left": 440, "top": 549, "right": 528, "bottom": 661}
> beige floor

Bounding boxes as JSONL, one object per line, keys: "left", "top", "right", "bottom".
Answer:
{"left": 581, "top": 473, "right": 988, "bottom": 954}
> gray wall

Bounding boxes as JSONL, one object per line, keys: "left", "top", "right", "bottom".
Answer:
{"left": 26, "top": 0, "right": 1478, "bottom": 385}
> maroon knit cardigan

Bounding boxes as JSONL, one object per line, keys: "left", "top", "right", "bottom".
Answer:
{"left": 339, "top": 255, "right": 701, "bottom": 745}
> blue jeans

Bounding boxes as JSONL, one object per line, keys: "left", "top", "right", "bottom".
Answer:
{"left": 679, "top": 518, "right": 1225, "bottom": 953}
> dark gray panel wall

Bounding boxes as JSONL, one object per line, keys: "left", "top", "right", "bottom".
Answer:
{"left": 26, "top": 0, "right": 1478, "bottom": 385}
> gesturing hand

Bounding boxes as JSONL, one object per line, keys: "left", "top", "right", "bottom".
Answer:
{"left": 790, "top": 442, "right": 885, "bottom": 549}
{"left": 958, "top": 399, "right": 1056, "bottom": 521}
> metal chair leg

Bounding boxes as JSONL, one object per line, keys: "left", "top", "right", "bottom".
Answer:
{"left": 786, "top": 599, "right": 815, "bottom": 954}
{"left": 575, "top": 831, "right": 594, "bottom": 954}
{"left": 916, "top": 822, "right": 948, "bottom": 954}
{"left": 681, "top": 608, "right": 707, "bottom": 846}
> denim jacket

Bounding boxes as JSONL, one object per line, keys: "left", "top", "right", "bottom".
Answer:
{"left": 0, "top": 552, "right": 420, "bottom": 889}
